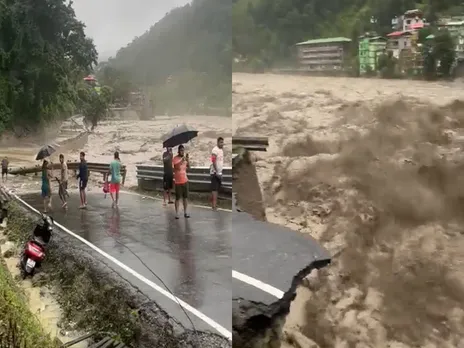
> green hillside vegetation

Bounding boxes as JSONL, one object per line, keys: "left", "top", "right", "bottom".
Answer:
{"left": 232, "top": 0, "right": 464, "bottom": 68}
{"left": 0, "top": 0, "right": 98, "bottom": 135}
{"left": 101, "top": 0, "right": 231, "bottom": 116}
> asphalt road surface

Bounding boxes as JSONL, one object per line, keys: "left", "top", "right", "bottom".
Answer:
{"left": 19, "top": 190, "right": 330, "bottom": 335}
{"left": 232, "top": 194, "right": 331, "bottom": 304}
{"left": 19, "top": 191, "right": 231, "bottom": 334}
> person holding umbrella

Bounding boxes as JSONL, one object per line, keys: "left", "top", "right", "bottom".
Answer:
{"left": 41, "top": 160, "right": 53, "bottom": 213}
{"left": 172, "top": 145, "right": 190, "bottom": 219}
{"left": 35, "top": 144, "right": 57, "bottom": 212}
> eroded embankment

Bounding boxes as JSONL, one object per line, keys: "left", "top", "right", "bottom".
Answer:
{"left": 232, "top": 153, "right": 328, "bottom": 348}
{"left": 4, "top": 200, "right": 229, "bottom": 348}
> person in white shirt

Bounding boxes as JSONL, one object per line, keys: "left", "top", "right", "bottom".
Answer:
{"left": 210, "top": 137, "right": 224, "bottom": 210}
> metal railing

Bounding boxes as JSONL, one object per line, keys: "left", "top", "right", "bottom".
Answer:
{"left": 232, "top": 136, "right": 269, "bottom": 167}
{"left": 232, "top": 136, "right": 269, "bottom": 152}
{"left": 136, "top": 165, "right": 232, "bottom": 197}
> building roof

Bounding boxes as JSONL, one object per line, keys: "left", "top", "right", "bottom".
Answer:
{"left": 387, "top": 31, "right": 412, "bottom": 37}
{"left": 368, "top": 36, "right": 387, "bottom": 41}
{"left": 442, "top": 20, "right": 464, "bottom": 26}
{"left": 295, "top": 37, "right": 352, "bottom": 45}
{"left": 404, "top": 9, "right": 423, "bottom": 17}
{"left": 409, "top": 22, "right": 424, "bottom": 29}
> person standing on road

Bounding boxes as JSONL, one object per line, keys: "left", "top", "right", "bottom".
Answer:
{"left": 41, "top": 160, "right": 53, "bottom": 213}
{"left": 58, "top": 154, "right": 68, "bottom": 209}
{"left": 210, "top": 137, "right": 224, "bottom": 210}
{"left": 77, "top": 151, "right": 88, "bottom": 209}
{"left": 1, "top": 157, "right": 9, "bottom": 183}
{"left": 108, "top": 151, "right": 122, "bottom": 208}
{"left": 172, "top": 145, "right": 190, "bottom": 219}
{"left": 162, "top": 147, "right": 174, "bottom": 205}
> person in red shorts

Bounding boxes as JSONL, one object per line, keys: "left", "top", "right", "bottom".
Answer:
{"left": 108, "top": 151, "right": 122, "bottom": 208}
{"left": 172, "top": 145, "right": 190, "bottom": 219}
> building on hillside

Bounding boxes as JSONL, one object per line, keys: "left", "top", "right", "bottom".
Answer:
{"left": 388, "top": 9, "right": 427, "bottom": 59}
{"left": 391, "top": 9, "right": 426, "bottom": 32}
{"left": 386, "top": 31, "right": 413, "bottom": 58}
{"left": 358, "top": 35, "right": 387, "bottom": 74}
{"left": 386, "top": 9, "right": 428, "bottom": 75}
{"left": 295, "top": 37, "right": 352, "bottom": 72}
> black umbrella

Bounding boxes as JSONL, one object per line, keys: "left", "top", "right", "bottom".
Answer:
{"left": 162, "top": 124, "right": 198, "bottom": 148}
{"left": 35, "top": 144, "right": 57, "bottom": 161}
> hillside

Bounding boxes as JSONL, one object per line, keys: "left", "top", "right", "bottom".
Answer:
{"left": 105, "top": 0, "right": 231, "bottom": 115}
{"left": 232, "top": 0, "right": 464, "bottom": 65}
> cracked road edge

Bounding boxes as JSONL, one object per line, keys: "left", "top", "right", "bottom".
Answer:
{"left": 232, "top": 259, "right": 331, "bottom": 348}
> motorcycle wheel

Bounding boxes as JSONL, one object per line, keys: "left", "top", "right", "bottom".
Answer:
{"left": 21, "top": 268, "right": 28, "bottom": 280}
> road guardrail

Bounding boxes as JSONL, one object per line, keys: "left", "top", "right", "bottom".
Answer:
{"left": 232, "top": 136, "right": 269, "bottom": 152}
{"left": 136, "top": 165, "right": 232, "bottom": 197}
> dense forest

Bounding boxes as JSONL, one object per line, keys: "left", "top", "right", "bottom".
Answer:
{"left": 0, "top": 0, "right": 99, "bottom": 134}
{"left": 232, "top": 0, "right": 464, "bottom": 66}
{"left": 100, "top": 0, "right": 231, "bottom": 115}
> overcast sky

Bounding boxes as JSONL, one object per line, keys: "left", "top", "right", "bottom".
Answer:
{"left": 72, "top": 0, "right": 191, "bottom": 60}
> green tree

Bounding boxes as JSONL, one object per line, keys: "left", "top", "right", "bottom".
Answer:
{"left": 96, "top": 64, "right": 133, "bottom": 106}
{"left": 76, "top": 84, "right": 112, "bottom": 130}
{"left": 434, "top": 30, "right": 456, "bottom": 78}
{"left": 0, "top": 0, "right": 97, "bottom": 135}
{"left": 377, "top": 51, "right": 397, "bottom": 78}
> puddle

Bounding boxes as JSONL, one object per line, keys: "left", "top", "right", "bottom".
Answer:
{"left": 0, "top": 228, "right": 89, "bottom": 348}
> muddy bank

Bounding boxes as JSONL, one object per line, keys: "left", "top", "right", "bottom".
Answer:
{"left": 232, "top": 262, "right": 327, "bottom": 348}
{"left": 232, "top": 151, "right": 331, "bottom": 347}
{"left": 3, "top": 199, "right": 229, "bottom": 348}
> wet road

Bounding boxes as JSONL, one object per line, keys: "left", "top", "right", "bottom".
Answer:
{"left": 20, "top": 191, "right": 231, "bottom": 334}
{"left": 232, "top": 194, "right": 331, "bottom": 304}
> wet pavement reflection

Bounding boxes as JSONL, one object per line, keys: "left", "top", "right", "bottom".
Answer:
{"left": 20, "top": 191, "right": 232, "bottom": 332}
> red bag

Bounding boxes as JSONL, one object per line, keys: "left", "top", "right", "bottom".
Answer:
{"left": 103, "top": 182, "right": 109, "bottom": 194}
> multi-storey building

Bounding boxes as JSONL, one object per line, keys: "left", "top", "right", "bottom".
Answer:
{"left": 295, "top": 37, "right": 351, "bottom": 72}
{"left": 358, "top": 35, "right": 387, "bottom": 74}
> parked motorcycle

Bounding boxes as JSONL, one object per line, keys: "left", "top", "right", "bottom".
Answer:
{"left": 20, "top": 213, "right": 54, "bottom": 279}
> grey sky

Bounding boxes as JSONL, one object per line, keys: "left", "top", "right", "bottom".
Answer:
{"left": 72, "top": 0, "right": 191, "bottom": 60}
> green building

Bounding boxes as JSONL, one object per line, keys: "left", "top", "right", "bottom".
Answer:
{"left": 358, "top": 36, "right": 387, "bottom": 75}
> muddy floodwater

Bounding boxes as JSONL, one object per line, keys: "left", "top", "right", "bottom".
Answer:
{"left": 233, "top": 73, "right": 464, "bottom": 348}
{"left": 1, "top": 114, "right": 231, "bottom": 194}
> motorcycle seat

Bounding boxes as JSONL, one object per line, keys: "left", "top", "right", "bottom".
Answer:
{"left": 32, "top": 236, "right": 47, "bottom": 246}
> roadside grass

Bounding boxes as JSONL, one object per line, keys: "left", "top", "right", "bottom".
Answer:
{"left": 0, "top": 259, "right": 59, "bottom": 348}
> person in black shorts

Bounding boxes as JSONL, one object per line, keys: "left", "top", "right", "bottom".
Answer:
{"left": 77, "top": 151, "right": 88, "bottom": 209}
{"left": 210, "top": 137, "right": 224, "bottom": 210}
{"left": 1, "top": 157, "right": 8, "bottom": 183}
{"left": 162, "top": 147, "right": 174, "bottom": 205}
